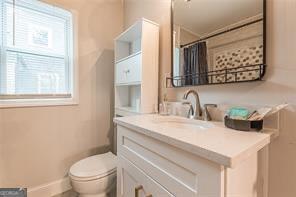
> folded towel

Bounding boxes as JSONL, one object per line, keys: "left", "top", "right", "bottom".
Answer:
{"left": 227, "top": 107, "right": 251, "bottom": 120}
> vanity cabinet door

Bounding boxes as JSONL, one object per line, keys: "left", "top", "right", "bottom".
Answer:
{"left": 117, "top": 155, "right": 174, "bottom": 197}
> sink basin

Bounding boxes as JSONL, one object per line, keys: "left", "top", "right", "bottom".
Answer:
{"left": 151, "top": 116, "right": 214, "bottom": 130}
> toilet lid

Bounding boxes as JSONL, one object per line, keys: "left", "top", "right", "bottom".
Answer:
{"left": 69, "top": 152, "right": 117, "bottom": 180}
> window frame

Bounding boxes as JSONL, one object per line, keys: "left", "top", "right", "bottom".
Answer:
{"left": 0, "top": 0, "right": 78, "bottom": 108}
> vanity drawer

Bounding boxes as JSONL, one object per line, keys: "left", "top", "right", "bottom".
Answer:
{"left": 116, "top": 53, "right": 142, "bottom": 85}
{"left": 118, "top": 155, "right": 174, "bottom": 197}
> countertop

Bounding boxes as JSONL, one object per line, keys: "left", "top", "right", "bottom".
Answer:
{"left": 114, "top": 114, "right": 274, "bottom": 168}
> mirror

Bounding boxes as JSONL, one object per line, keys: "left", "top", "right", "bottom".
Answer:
{"left": 170, "top": 0, "right": 266, "bottom": 87}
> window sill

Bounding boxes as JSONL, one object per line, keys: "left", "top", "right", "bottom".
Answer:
{"left": 0, "top": 98, "right": 79, "bottom": 109}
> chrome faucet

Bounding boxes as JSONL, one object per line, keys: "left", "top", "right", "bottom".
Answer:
{"left": 183, "top": 89, "right": 203, "bottom": 120}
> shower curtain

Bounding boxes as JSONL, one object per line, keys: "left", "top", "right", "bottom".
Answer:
{"left": 183, "top": 41, "right": 209, "bottom": 85}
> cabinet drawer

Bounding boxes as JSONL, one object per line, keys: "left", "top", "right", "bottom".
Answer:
{"left": 116, "top": 53, "right": 142, "bottom": 85}
{"left": 118, "top": 155, "right": 174, "bottom": 197}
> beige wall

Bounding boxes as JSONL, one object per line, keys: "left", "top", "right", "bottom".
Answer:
{"left": 123, "top": 0, "right": 296, "bottom": 196}
{"left": 0, "top": 0, "right": 123, "bottom": 189}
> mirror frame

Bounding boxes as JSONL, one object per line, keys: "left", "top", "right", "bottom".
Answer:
{"left": 170, "top": 0, "right": 267, "bottom": 87}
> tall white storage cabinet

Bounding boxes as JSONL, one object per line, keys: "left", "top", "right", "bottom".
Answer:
{"left": 114, "top": 18, "right": 159, "bottom": 117}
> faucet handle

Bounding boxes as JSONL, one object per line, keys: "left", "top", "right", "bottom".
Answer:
{"left": 182, "top": 101, "right": 194, "bottom": 119}
{"left": 204, "top": 104, "right": 217, "bottom": 121}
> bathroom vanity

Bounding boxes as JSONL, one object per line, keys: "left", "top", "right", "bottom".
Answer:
{"left": 114, "top": 115, "right": 276, "bottom": 197}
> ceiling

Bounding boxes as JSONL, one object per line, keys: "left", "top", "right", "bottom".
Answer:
{"left": 174, "top": 0, "right": 263, "bottom": 37}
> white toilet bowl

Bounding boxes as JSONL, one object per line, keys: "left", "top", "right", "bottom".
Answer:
{"left": 69, "top": 152, "right": 117, "bottom": 197}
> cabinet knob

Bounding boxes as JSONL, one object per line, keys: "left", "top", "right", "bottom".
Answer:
{"left": 135, "top": 185, "right": 152, "bottom": 197}
{"left": 135, "top": 185, "right": 143, "bottom": 197}
{"left": 123, "top": 69, "right": 130, "bottom": 74}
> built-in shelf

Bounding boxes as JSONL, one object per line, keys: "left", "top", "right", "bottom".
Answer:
{"left": 114, "top": 18, "right": 159, "bottom": 117}
{"left": 115, "top": 106, "right": 141, "bottom": 117}
{"left": 115, "top": 51, "right": 142, "bottom": 64}
{"left": 115, "top": 81, "right": 141, "bottom": 87}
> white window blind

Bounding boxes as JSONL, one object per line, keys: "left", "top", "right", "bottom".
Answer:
{"left": 0, "top": 0, "right": 73, "bottom": 100}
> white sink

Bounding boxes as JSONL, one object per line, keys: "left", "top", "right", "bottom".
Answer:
{"left": 151, "top": 116, "right": 214, "bottom": 130}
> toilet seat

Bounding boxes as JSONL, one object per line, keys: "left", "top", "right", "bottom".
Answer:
{"left": 69, "top": 152, "right": 117, "bottom": 181}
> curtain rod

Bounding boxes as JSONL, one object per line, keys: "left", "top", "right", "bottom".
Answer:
{"left": 180, "top": 18, "right": 263, "bottom": 48}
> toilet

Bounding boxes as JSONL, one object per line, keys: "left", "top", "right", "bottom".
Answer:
{"left": 69, "top": 152, "right": 117, "bottom": 197}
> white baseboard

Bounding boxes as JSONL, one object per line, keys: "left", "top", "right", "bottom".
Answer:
{"left": 27, "top": 177, "right": 72, "bottom": 197}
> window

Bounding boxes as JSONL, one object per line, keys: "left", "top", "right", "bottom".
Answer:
{"left": 0, "top": 0, "right": 75, "bottom": 106}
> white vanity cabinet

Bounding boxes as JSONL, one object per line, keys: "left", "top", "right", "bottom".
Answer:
{"left": 115, "top": 115, "right": 272, "bottom": 197}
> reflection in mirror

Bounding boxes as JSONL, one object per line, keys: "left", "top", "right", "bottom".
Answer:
{"left": 171, "top": 0, "right": 265, "bottom": 87}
